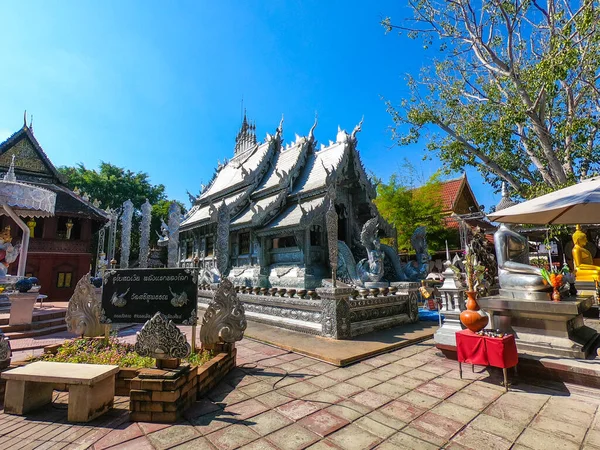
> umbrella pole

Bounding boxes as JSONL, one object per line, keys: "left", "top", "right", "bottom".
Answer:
{"left": 2, "top": 202, "right": 30, "bottom": 277}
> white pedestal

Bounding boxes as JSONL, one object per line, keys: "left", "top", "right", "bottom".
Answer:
{"left": 8, "top": 293, "right": 38, "bottom": 325}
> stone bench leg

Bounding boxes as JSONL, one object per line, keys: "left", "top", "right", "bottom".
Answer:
{"left": 4, "top": 380, "right": 53, "bottom": 415}
{"left": 68, "top": 376, "right": 115, "bottom": 422}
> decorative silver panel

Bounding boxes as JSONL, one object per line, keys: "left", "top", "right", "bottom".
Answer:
{"left": 216, "top": 201, "right": 230, "bottom": 277}
{"left": 134, "top": 312, "right": 191, "bottom": 359}
{"left": 167, "top": 202, "right": 182, "bottom": 268}
{"left": 325, "top": 198, "right": 338, "bottom": 287}
{"left": 200, "top": 278, "right": 246, "bottom": 347}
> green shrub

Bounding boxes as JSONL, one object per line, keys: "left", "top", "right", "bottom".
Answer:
{"left": 35, "top": 337, "right": 212, "bottom": 368}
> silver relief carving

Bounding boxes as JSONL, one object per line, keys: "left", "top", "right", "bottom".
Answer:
{"left": 139, "top": 199, "right": 152, "bottom": 268}
{"left": 0, "top": 330, "right": 11, "bottom": 365}
{"left": 120, "top": 199, "right": 134, "bottom": 268}
{"left": 65, "top": 273, "right": 104, "bottom": 337}
{"left": 200, "top": 278, "right": 247, "bottom": 348}
{"left": 135, "top": 312, "right": 191, "bottom": 359}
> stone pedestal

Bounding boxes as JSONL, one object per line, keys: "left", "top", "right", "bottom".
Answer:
{"left": 316, "top": 287, "right": 353, "bottom": 339}
{"left": 8, "top": 293, "right": 38, "bottom": 325}
{"left": 478, "top": 294, "right": 599, "bottom": 358}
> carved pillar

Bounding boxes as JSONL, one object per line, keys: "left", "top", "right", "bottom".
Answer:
{"left": 120, "top": 200, "right": 134, "bottom": 268}
{"left": 139, "top": 199, "right": 151, "bottom": 268}
{"left": 167, "top": 202, "right": 182, "bottom": 268}
{"left": 316, "top": 287, "right": 352, "bottom": 339}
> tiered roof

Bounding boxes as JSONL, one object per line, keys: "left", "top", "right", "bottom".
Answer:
{"left": 181, "top": 117, "right": 385, "bottom": 236}
{"left": 0, "top": 123, "right": 109, "bottom": 222}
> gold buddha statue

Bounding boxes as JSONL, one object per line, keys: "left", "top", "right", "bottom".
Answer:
{"left": 572, "top": 225, "right": 600, "bottom": 282}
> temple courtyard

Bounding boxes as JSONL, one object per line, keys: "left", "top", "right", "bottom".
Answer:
{"left": 2, "top": 329, "right": 600, "bottom": 450}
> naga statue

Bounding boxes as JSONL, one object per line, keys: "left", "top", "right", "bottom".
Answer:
{"left": 402, "top": 226, "right": 430, "bottom": 281}
{"left": 356, "top": 218, "right": 385, "bottom": 283}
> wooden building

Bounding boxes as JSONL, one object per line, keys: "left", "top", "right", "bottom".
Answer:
{"left": 0, "top": 122, "right": 109, "bottom": 300}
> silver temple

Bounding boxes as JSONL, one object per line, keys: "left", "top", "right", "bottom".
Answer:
{"left": 183, "top": 114, "right": 423, "bottom": 337}
{"left": 179, "top": 114, "right": 422, "bottom": 289}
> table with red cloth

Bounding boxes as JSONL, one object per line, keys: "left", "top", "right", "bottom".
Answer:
{"left": 456, "top": 329, "right": 518, "bottom": 391}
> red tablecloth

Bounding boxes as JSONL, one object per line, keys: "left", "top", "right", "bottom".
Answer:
{"left": 456, "top": 329, "right": 518, "bottom": 369}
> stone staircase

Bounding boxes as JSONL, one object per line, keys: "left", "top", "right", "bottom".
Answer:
{"left": 0, "top": 309, "right": 68, "bottom": 340}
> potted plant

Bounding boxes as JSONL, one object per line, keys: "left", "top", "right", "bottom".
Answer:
{"left": 459, "top": 244, "right": 489, "bottom": 332}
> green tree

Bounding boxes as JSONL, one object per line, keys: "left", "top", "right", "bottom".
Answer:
{"left": 58, "top": 162, "right": 184, "bottom": 266}
{"left": 383, "top": 1, "right": 600, "bottom": 198}
{"left": 374, "top": 164, "right": 459, "bottom": 253}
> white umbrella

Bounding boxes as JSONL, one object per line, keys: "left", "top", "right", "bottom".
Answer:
{"left": 487, "top": 177, "right": 600, "bottom": 225}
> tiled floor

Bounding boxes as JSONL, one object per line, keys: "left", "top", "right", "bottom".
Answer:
{"left": 2, "top": 337, "right": 600, "bottom": 449}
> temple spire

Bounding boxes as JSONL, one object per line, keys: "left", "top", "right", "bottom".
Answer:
{"left": 234, "top": 109, "right": 257, "bottom": 156}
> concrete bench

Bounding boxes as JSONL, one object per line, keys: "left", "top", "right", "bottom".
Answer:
{"left": 1, "top": 361, "right": 119, "bottom": 422}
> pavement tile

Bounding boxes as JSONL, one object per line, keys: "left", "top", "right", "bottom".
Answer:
{"left": 325, "top": 382, "right": 364, "bottom": 398}
{"left": 190, "top": 411, "right": 234, "bottom": 435}
{"left": 433, "top": 376, "right": 471, "bottom": 390}
{"left": 308, "top": 375, "right": 338, "bottom": 389}
{"left": 485, "top": 401, "right": 539, "bottom": 424}
{"left": 452, "top": 427, "right": 512, "bottom": 450}
{"left": 416, "top": 381, "right": 460, "bottom": 399}
{"left": 378, "top": 400, "right": 427, "bottom": 423}
{"left": 146, "top": 424, "right": 200, "bottom": 450}
{"left": 430, "top": 401, "right": 479, "bottom": 424}
{"left": 351, "top": 391, "right": 393, "bottom": 410}
{"left": 354, "top": 416, "right": 396, "bottom": 439}
{"left": 170, "top": 437, "right": 215, "bottom": 449}
{"left": 239, "top": 382, "right": 277, "bottom": 398}
{"left": 584, "top": 429, "right": 600, "bottom": 448}
{"left": 184, "top": 399, "right": 222, "bottom": 420}
{"left": 495, "top": 391, "right": 548, "bottom": 412}
{"left": 541, "top": 403, "right": 594, "bottom": 427}
{"left": 393, "top": 356, "right": 428, "bottom": 368}
{"left": 328, "top": 423, "right": 381, "bottom": 450}
{"left": 206, "top": 424, "right": 261, "bottom": 450}
{"left": 365, "top": 409, "right": 406, "bottom": 431}
{"left": 418, "top": 362, "right": 452, "bottom": 376}
{"left": 517, "top": 427, "right": 580, "bottom": 450}
{"left": 460, "top": 383, "right": 503, "bottom": 401}
{"left": 256, "top": 391, "right": 294, "bottom": 408}
{"left": 277, "top": 399, "right": 321, "bottom": 421}
{"left": 347, "top": 375, "right": 383, "bottom": 389}
{"left": 368, "top": 369, "right": 397, "bottom": 382}
{"left": 308, "top": 363, "right": 337, "bottom": 374}
{"left": 302, "top": 390, "right": 344, "bottom": 407}
{"left": 369, "top": 381, "right": 410, "bottom": 398}
{"left": 247, "top": 410, "right": 293, "bottom": 436}
{"left": 546, "top": 396, "right": 599, "bottom": 415}
{"left": 401, "top": 425, "right": 448, "bottom": 447}
{"left": 277, "top": 362, "right": 302, "bottom": 372}
{"left": 397, "top": 390, "right": 440, "bottom": 409}
{"left": 411, "top": 411, "right": 464, "bottom": 440}
{"left": 282, "top": 381, "right": 321, "bottom": 398}
{"left": 384, "top": 362, "right": 414, "bottom": 375}
{"left": 447, "top": 391, "right": 496, "bottom": 411}
{"left": 298, "top": 410, "right": 350, "bottom": 437}
{"left": 361, "top": 357, "right": 393, "bottom": 368}
{"left": 306, "top": 440, "right": 341, "bottom": 449}
{"left": 386, "top": 375, "right": 424, "bottom": 390}
{"left": 403, "top": 368, "right": 440, "bottom": 381}
{"left": 267, "top": 423, "right": 320, "bottom": 450}
{"left": 531, "top": 415, "right": 588, "bottom": 444}
{"left": 325, "top": 368, "right": 358, "bottom": 381}
{"left": 469, "top": 413, "right": 524, "bottom": 441}
{"left": 210, "top": 388, "right": 252, "bottom": 406}
{"left": 325, "top": 400, "right": 370, "bottom": 422}
{"left": 224, "top": 398, "right": 269, "bottom": 421}
{"left": 93, "top": 423, "right": 143, "bottom": 450}
{"left": 137, "top": 421, "right": 171, "bottom": 434}
{"left": 239, "top": 438, "right": 280, "bottom": 450}
{"left": 384, "top": 431, "right": 439, "bottom": 449}
{"left": 104, "top": 436, "right": 155, "bottom": 450}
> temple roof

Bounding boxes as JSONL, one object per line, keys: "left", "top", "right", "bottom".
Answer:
{"left": 182, "top": 116, "right": 381, "bottom": 235}
{"left": 0, "top": 124, "right": 109, "bottom": 222}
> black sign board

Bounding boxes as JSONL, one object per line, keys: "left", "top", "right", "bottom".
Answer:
{"left": 100, "top": 268, "right": 198, "bottom": 325}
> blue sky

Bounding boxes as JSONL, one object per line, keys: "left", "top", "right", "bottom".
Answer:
{"left": 0, "top": 1, "right": 500, "bottom": 211}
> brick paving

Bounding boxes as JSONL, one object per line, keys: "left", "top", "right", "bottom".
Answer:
{"left": 3, "top": 337, "right": 600, "bottom": 449}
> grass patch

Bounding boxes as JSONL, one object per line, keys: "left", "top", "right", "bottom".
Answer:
{"left": 35, "top": 337, "right": 212, "bottom": 368}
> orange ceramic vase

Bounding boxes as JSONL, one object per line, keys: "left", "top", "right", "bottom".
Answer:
{"left": 460, "top": 290, "right": 489, "bottom": 332}
{"left": 552, "top": 287, "right": 561, "bottom": 302}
